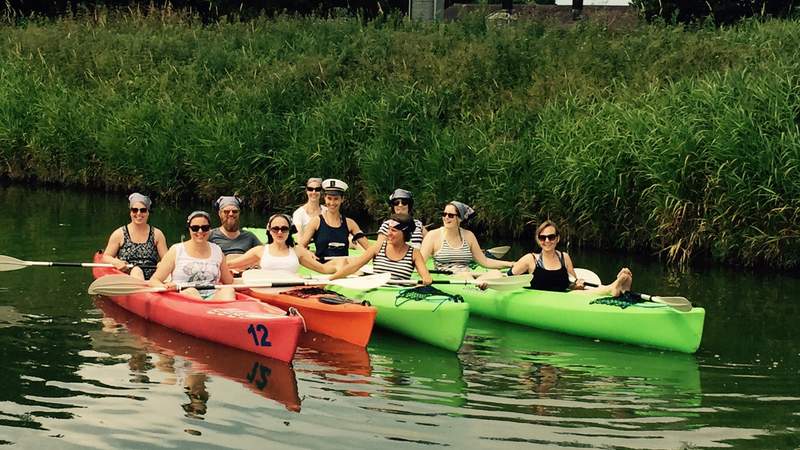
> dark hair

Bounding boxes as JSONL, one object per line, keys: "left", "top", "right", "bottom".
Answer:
{"left": 266, "top": 214, "right": 295, "bottom": 247}
{"left": 388, "top": 212, "right": 415, "bottom": 242}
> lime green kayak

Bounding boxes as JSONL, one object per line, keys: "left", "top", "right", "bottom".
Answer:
{"left": 327, "top": 285, "right": 469, "bottom": 352}
{"left": 432, "top": 281, "right": 704, "bottom": 353}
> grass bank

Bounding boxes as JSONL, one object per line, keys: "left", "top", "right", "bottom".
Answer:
{"left": 1, "top": 11, "right": 799, "bottom": 268}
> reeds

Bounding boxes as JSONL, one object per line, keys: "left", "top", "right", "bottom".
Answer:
{"left": 1, "top": 11, "right": 799, "bottom": 267}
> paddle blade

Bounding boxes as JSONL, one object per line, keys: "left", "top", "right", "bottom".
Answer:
{"left": 485, "top": 274, "right": 532, "bottom": 291}
{"left": 0, "top": 255, "right": 27, "bottom": 272}
{"left": 485, "top": 246, "right": 511, "bottom": 259}
{"left": 573, "top": 268, "right": 603, "bottom": 285}
{"left": 650, "top": 295, "right": 693, "bottom": 312}
{"left": 88, "top": 274, "right": 166, "bottom": 296}
{"left": 326, "top": 273, "right": 391, "bottom": 290}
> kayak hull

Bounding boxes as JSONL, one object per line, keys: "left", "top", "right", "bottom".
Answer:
{"left": 91, "top": 256, "right": 302, "bottom": 363}
{"left": 247, "top": 287, "right": 377, "bottom": 347}
{"left": 328, "top": 285, "right": 469, "bottom": 352}
{"left": 434, "top": 282, "right": 705, "bottom": 353}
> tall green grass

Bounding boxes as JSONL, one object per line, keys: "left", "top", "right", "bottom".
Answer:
{"left": 1, "top": 11, "right": 799, "bottom": 268}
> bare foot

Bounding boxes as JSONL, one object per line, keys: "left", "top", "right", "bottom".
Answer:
{"left": 610, "top": 268, "right": 633, "bottom": 297}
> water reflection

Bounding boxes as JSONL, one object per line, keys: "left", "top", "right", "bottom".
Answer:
{"left": 90, "top": 298, "right": 301, "bottom": 412}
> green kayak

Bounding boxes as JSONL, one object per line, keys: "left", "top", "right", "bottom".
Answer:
{"left": 327, "top": 285, "right": 469, "bottom": 352}
{"left": 432, "top": 281, "right": 705, "bottom": 353}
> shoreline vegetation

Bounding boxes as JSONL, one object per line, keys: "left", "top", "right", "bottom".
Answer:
{"left": 1, "top": 10, "right": 799, "bottom": 268}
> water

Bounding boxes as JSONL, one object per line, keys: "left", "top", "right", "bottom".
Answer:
{"left": 0, "top": 184, "right": 798, "bottom": 449}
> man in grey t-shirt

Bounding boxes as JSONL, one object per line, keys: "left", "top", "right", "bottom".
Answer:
{"left": 208, "top": 196, "right": 261, "bottom": 259}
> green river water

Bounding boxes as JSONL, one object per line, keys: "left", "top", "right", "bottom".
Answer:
{"left": 0, "top": 184, "right": 798, "bottom": 449}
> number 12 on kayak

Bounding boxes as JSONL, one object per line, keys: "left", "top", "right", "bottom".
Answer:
{"left": 247, "top": 324, "right": 272, "bottom": 347}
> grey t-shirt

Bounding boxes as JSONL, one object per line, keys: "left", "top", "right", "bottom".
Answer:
{"left": 208, "top": 228, "right": 262, "bottom": 255}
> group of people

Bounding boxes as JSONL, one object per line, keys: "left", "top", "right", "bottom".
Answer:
{"left": 101, "top": 178, "right": 633, "bottom": 300}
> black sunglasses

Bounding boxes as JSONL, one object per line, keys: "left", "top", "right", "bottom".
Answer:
{"left": 442, "top": 212, "right": 458, "bottom": 219}
{"left": 392, "top": 199, "right": 409, "bottom": 207}
{"left": 270, "top": 226, "right": 291, "bottom": 233}
{"left": 189, "top": 225, "right": 211, "bottom": 232}
{"left": 538, "top": 233, "right": 558, "bottom": 242}
{"left": 306, "top": 187, "right": 323, "bottom": 192}
{"left": 130, "top": 207, "right": 148, "bottom": 214}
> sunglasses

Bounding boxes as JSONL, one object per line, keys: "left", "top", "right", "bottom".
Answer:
{"left": 538, "top": 233, "right": 558, "bottom": 242}
{"left": 441, "top": 212, "right": 459, "bottom": 219}
{"left": 221, "top": 209, "right": 239, "bottom": 215}
{"left": 189, "top": 225, "right": 211, "bottom": 232}
{"left": 392, "top": 199, "right": 410, "bottom": 207}
{"left": 130, "top": 207, "right": 148, "bottom": 214}
{"left": 306, "top": 187, "right": 323, "bottom": 192}
{"left": 270, "top": 226, "right": 290, "bottom": 233}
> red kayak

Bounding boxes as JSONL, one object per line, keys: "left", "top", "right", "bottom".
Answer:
{"left": 95, "top": 297, "right": 301, "bottom": 411}
{"left": 91, "top": 253, "right": 302, "bottom": 363}
{"left": 249, "top": 287, "right": 377, "bottom": 347}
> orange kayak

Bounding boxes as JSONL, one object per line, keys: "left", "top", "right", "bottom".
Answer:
{"left": 248, "top": 287, "right": 377, "bottom": 347}
{"left": 91, "top": 253, "right": 302, "bottom": 363}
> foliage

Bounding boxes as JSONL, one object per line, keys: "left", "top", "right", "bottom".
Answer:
{"left": 1, "top": 12, "right": 799, "bottom": 267}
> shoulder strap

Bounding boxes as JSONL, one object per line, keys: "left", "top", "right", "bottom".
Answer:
{"left": 122, "top": 225, "right": 131, "bottom": 241}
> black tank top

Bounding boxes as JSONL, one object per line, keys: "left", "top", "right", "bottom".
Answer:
{"left": 118, "top": 225, "right": 159, "bottom": 279}
{"left": 314, "top": 214, "right": 350, "bottom": 259}
{"left": 530, "top": 251, "right": 570, "bottom": 292}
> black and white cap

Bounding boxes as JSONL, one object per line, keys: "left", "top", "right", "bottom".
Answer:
{"left": 322, "top": 178, "right": 348, "bottom": 195}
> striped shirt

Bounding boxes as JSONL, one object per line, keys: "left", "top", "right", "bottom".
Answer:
{"left": 377, "top": 218, "right": 424, "bottom": 248}
{"left": 373, "top": 242, "right": 415, "bottom": 280}
{"left": 433, "top": 233, "right": 473, "bottom": 272}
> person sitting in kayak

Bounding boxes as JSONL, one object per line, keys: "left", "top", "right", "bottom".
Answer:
{"left": 509, "top": 220, "right": 632, "bottom": 296}
{"left": 297, "top": 178, "right": 370, "bottom": 261}
{"left": 227, "top": 213, "right": 334, "bottom": 276}
{"left": 208, "top": 196, "right": 262, "bottom": 259}
{"left": 374, "top": 189, "right": 427, "bottom": 249}
{"left": 420, "top": 201, "right": 513, "bottom": 278}
{"left": 149, "top": 211, "right": 235, "bottom": 301}
{"left": 101, "top": 193, "right": 168, "bottom": 280}
{"left": 292, "top": 177, "right": 328, "bottom": 235}
{"left": 330, "top": 213, "right": 433, "bottom": 284}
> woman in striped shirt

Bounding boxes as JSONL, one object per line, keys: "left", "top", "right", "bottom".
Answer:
{"left": 329, "top": 213, "right": 432, "bottom": 284}
{"left": 420, "top": 201, "right": 513, "bottom": 277}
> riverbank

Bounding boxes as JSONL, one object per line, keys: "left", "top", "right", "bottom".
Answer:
{"left": 1, "top": 11, "right": 799, "bottom": 267}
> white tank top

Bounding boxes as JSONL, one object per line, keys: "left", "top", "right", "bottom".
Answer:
{"left": 172, "top": 243, "right": 224, "bottom": 294}
{"left": 259, "top": 245, "right": 300, "bottom": 276}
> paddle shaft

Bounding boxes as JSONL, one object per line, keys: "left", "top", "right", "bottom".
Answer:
{"left": 36, "top": 261, "right": 156, "bottom": 269}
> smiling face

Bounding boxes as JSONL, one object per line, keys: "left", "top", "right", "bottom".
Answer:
{"left": 129, "top": 201, "right": 150, "bottom": 225}
{"left": 324, "top": 194, "right": 343, "bottom": 211}
{"left": 441, "top": 204, "right": 460, "bottom": 229}
{"left": 218, "top": 206, "right": 240, "bottom": 232}
{"left": 306, "top": 180, "right": 323, "bottom": 203}
{"left": 188, "top": 216, "right": 211, "bottom": 243}
{"left": 386, "top": 225, "right": 406, "bottom": 245}
{"left": 536, "top": 225, "right": 560, "bottom": 251}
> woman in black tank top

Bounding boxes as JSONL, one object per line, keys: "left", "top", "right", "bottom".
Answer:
{"left": 297, "top": 178, "right": 370, "bottom": 261}
{"left": 508, "top": 220, "right": 633, "bottom": 296}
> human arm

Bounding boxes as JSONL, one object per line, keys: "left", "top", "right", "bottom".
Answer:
{"left": 218, "top": 257, "right": 234, "bottom": 285}
{"left": 227, "top": 246, "right": 264, "bottom": 271}
{"left": 509, "top": 253, "right": 534, "bottom": 276}
{"left": 153, "top": 228, "right": 169, "bottom": 259}
{"left": 148, "top": 246, "right": 177, "bottom": 288}
{"left": 297, "top": 216, "right": 320, "bottom": 248}
{"left": 562, "top": 252, "right": 584, "bottom": 289}
{"left": 412, "top": 249, "right": 432, "bottom": 285}
{"left": 100, "top": 228, "right": 129, "bottom": 271}
{"left": 296, "top": 246, "right": 334, "bottom": 274}
{"left": 466, "top": 230, "right": 513, "bottom": 269}
{"left": 347, "top": 218, "right": 370, "bottom": 251}
{"left": 419, "top": 229, "right": 439, "bottom": 262}
{"left": 329, "top": 246, "right": 377, "bottom": 280}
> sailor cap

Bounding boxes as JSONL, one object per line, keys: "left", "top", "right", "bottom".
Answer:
{"left": 322, "top": 178, "right": 348, "bottom": 195}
